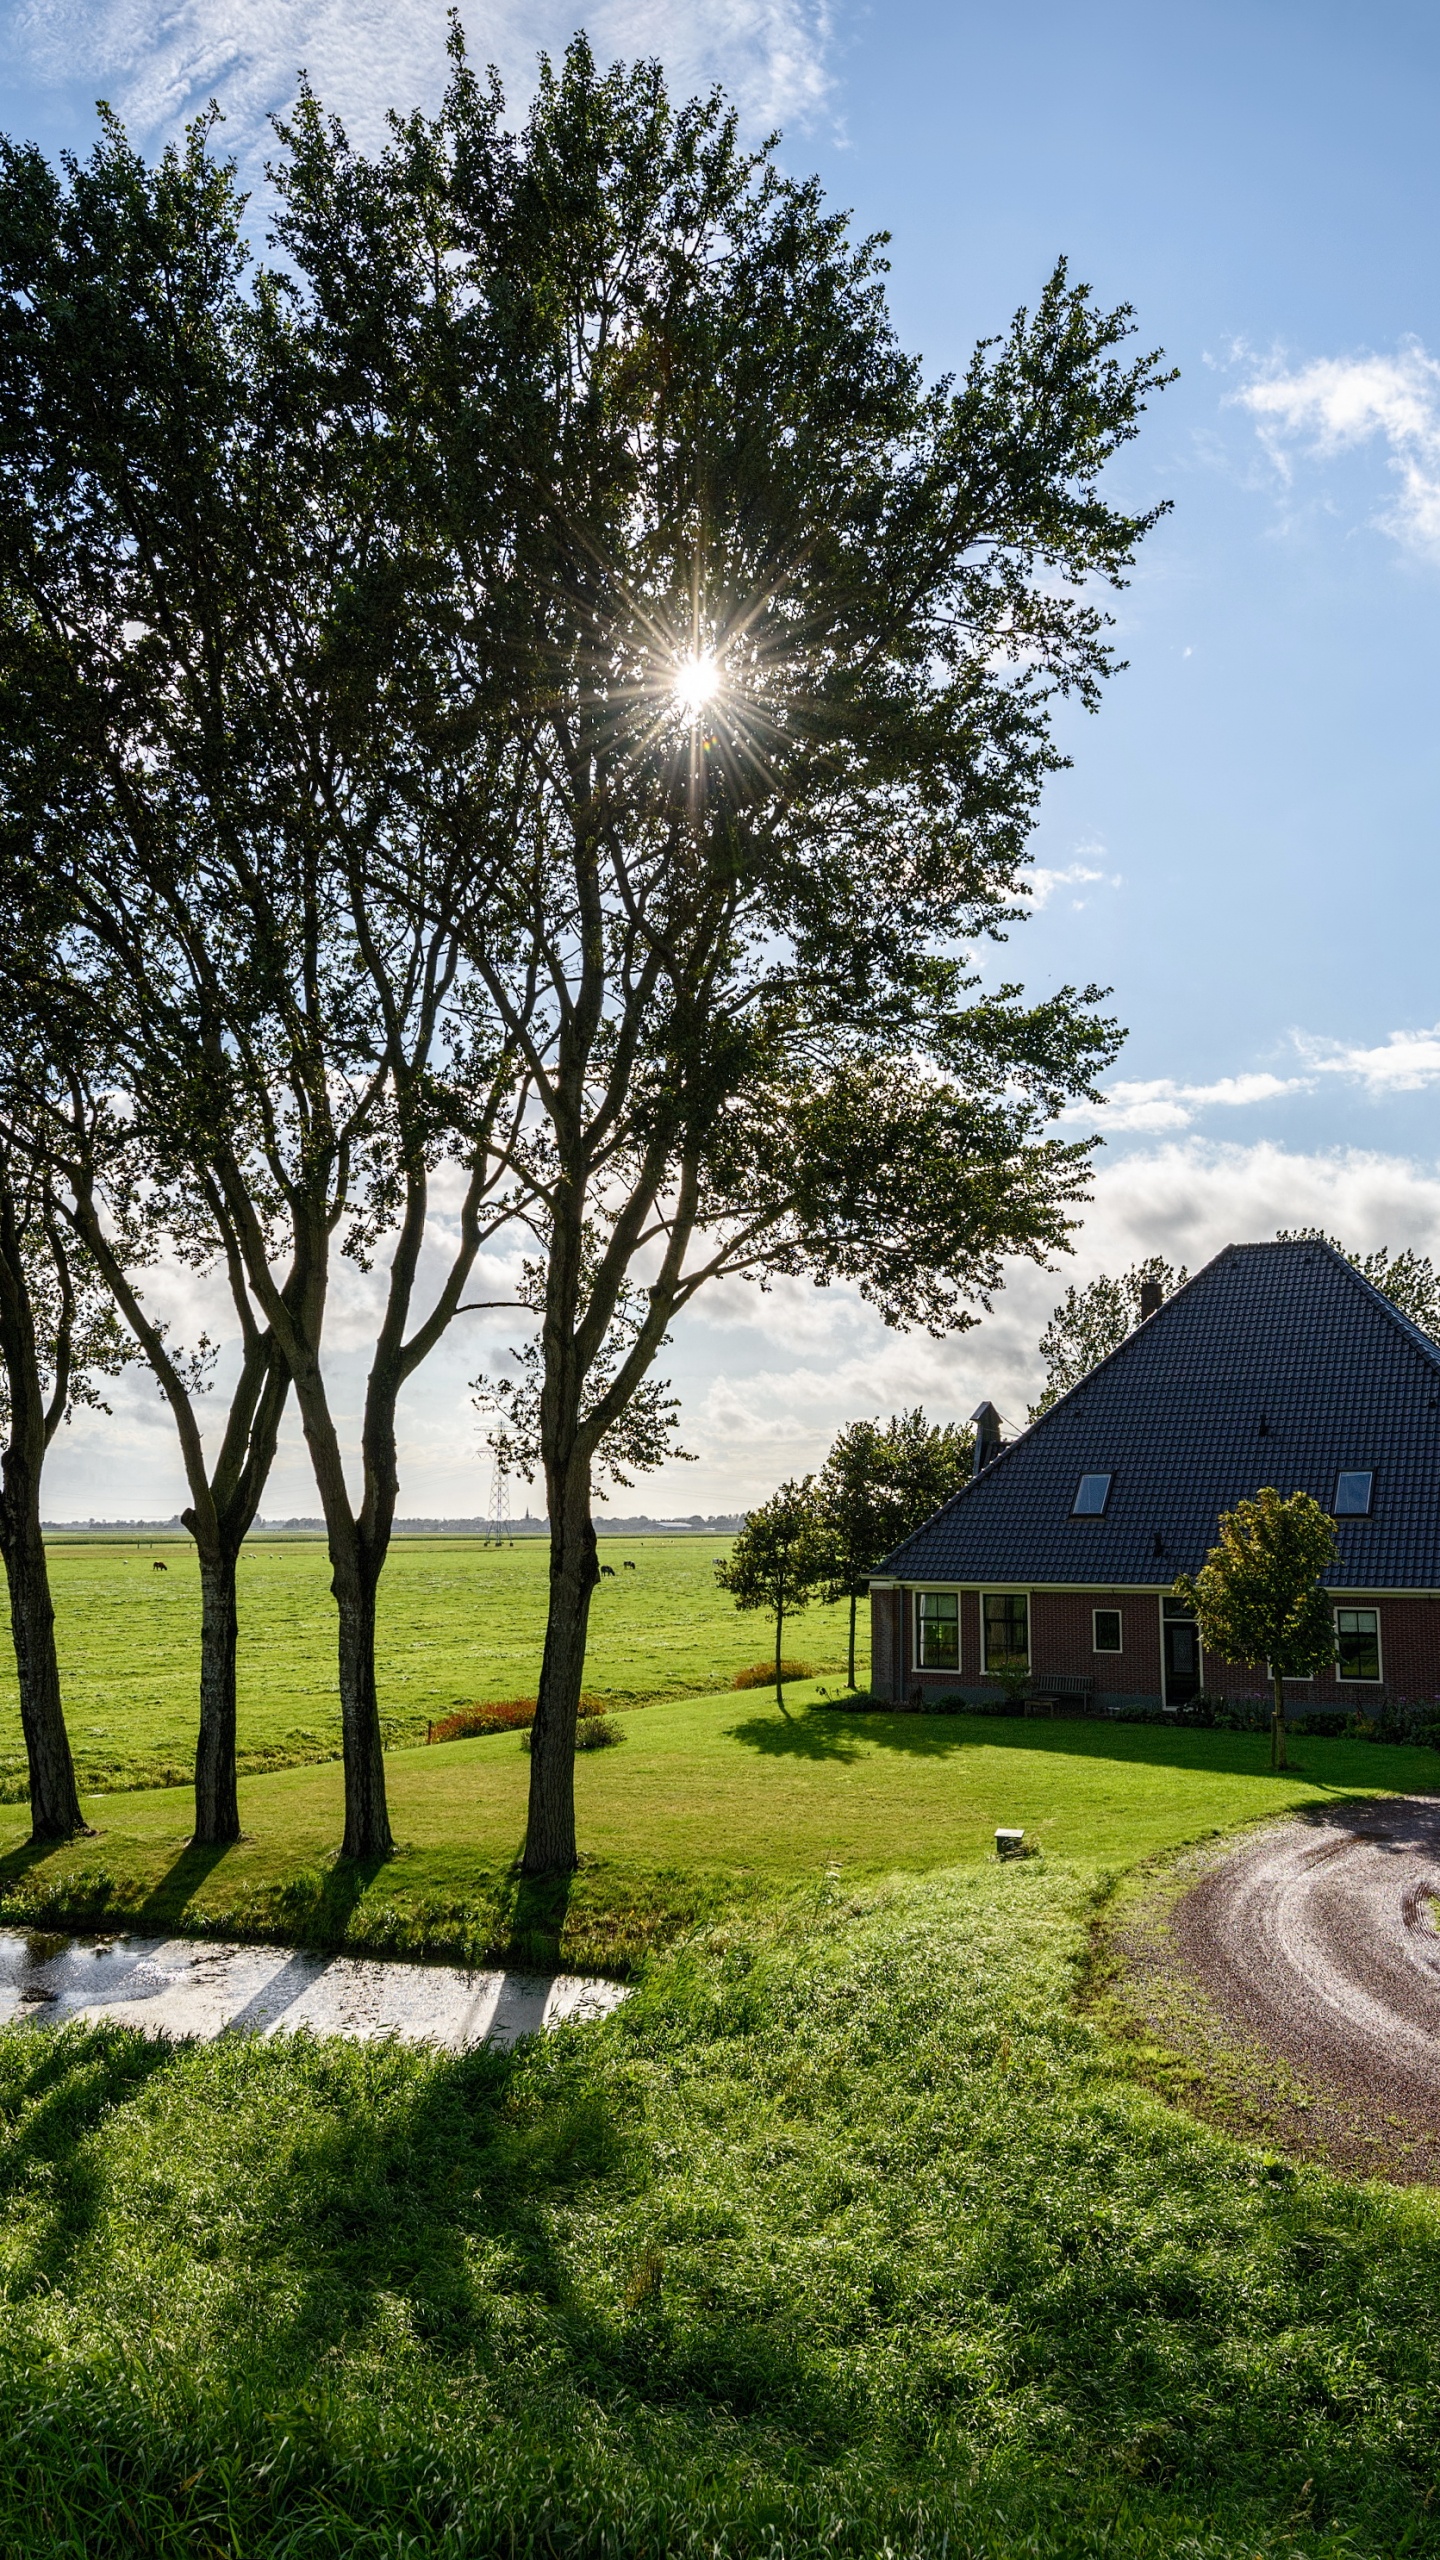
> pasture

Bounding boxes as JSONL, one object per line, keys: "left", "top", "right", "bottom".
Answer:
{"left": 0, "top": 1534, "right": 855, "bottom": 1796}
{"left": 0, "top": 1690, "right": 1434, "bottom": 1973}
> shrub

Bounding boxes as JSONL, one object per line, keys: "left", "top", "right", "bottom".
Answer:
{"left": 732, "top": 1659, "right": 813, "bottom": 1689}
{"left": 521, "top": 1712, "right": 623, "bottom": 1753}
{"left": 428, "top": 1694, "right": 610, "bottom": 1744}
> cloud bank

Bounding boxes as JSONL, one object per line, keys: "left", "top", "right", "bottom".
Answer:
{"left": 42, "top": 1136, "right": 1440, "bottom": 1519}
{"left": 12, "top": 0, "right": 834, "bottom": 163}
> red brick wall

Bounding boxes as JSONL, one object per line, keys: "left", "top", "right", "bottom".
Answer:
{"left": 1199, "top": 1596, "right": 1440, "bottom": 1705}
{"left": 869, "top": 1587, "right": 905, "bottom": 1700}
{"left": 876, "top": 1587, "right": 1440, "bottom": 1708}
{"left": 1030, "top": 1589, "right": 1162, "bottom": 1697}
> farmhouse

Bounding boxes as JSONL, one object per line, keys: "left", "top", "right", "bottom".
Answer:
{"left": 870, "top": 1238, "right": 1440, "bottom": 1714}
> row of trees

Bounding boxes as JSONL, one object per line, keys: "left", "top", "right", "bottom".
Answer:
{"left": 0, "top": 41, "right": 1171, "bottom": 1869}
{"left": 717, "top": 1409, "right": 972, "bottom": 1701}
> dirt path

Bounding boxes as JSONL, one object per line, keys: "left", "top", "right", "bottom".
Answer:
{"left": 0, "top": 1927, "right": 627, "bottom": 2050}
{"left": 1169, "top": 1795, "right": 1440, "bottom": 2171}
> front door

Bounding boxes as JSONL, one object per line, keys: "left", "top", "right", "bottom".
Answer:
{"left": 1162, "top": 1599, "right": 1201, "bottom": 1706}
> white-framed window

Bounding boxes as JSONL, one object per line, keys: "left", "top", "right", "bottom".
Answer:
{"left": 1093, "top": 1607, "right": 1122, "bottom": 1654}
{"left": 1335, "top": 1606, "right": 1382, "bottom": 1682}
{"left": 983, "top": 1591, "right": 1029, "bottom": 1671}
{"left": 915, "top": 1590, "right": 959, "bottom": 1672}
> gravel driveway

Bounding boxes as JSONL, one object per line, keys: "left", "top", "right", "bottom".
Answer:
{"left": 1171, "top": 1795, "right": 1440, "bottom": 2166}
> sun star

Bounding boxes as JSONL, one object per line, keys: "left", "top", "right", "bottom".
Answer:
{"left": 672, "top": 652, "right": 719, "bottom": 717}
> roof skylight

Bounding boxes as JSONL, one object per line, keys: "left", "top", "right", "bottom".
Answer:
{"left": 1072, "top": 1473, "right": 1112, "bottom": 1517}
{"left": 1333, "top": 1470, "right": 1374, "bottom": 1518}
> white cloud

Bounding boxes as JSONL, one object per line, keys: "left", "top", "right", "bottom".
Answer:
{"left": 1022, "top": 853, "right": 1122, "bottom": 911}
{"left": 1235, "top": 342, "right": 1440, "bottom": 564}
{"left": 1297, "top": 1022, "right": 1440, "bottom": 1094}
{"left": 12, "top": 0, "right": 833, "bottom": 163}
{"left": 1074, "top": 1020, "right": 1440, "bottom": 1136}
{"left": 1073, "top": 1069, "right": 1306, "bottom": 1135}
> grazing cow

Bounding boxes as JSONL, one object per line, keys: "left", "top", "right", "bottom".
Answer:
{"left": 152, "top": 1560, "right": 168, "bottom": 1572}
{"left": 623, "top": 1559, "right": 636, "bottom": 1570}
{"left": 599, "top": 1564, "right": 616, "bottom": 1578}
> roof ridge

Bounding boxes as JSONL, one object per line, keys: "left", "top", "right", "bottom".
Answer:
{"left": 881, "top": 1236, "right": 1440, "bottom": 1577}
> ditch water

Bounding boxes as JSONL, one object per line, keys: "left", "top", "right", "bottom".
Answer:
{"left": 0, "top": 1928, "right": 628, "bottom": 2050}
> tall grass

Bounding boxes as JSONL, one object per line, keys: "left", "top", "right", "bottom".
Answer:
{"left": 0, "top": 1861, "right": 1436, "bottom": 2552}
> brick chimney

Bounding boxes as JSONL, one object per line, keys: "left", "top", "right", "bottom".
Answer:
{"left": 1138, "top": 1278, "right": 1164, "bottom": 1322}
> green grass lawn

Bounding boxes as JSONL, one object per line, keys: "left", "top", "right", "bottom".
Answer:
{"left": 2, "top": 1860, "right": 1439, "bottom": 2556}
{"left": 0, "top": 1535, "right": 855, "bottom": 1795}
{"left": 0, "top": 1688, "right": 1433, "bottom": 1973}
{"left": 6, "top": 1571, "right": 1440, "bottom": 2550}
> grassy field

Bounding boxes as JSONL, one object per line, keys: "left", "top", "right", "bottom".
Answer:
{"left": 0, "top": 1690, "right": 1433, "bottom": 1973}
{"left": 6, "top": 1559, "right": 1440, "bottom": 2550}
{"left": 2, "top": 1860, "right": 1439, "bottom": 2556}
{"left": 0, "top": 1535, "right": 855, "bottom": 1795}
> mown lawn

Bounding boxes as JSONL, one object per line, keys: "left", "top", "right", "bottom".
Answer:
{"left": 0, "top": 1535, "right": 853, "bottom": 1795}
{"left": 2, "top": 1860, "right": 1438, "bottom": 2556}
{"left": 0, "top": 1690, "right": 1433, "bottom": 1974}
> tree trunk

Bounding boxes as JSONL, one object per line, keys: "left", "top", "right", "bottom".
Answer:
{"left": 333, "top": 1547, "right": 393, "bottom": 1860}
{"left": 523, "top": 1465, "right": 598, "bottom": 1875}
{"left": 193, "top": 1545, "right": 242, "bottom": 1845}
{"left": 847, "top": 1588, "right": 857, "bottom": 1690}
{"left": 1271, "top": 1670, "right": 1287, "bottom": 1772}
{"left": 0, "top": 1497, "right": 86, "bottom": 1843}
{"left": 775, "top": 1594, "right": 786, "bottom": 1712}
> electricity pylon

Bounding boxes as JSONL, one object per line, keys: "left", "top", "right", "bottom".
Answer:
{"left": 485, "top": 1454, "right": 513, "bottom": 1547}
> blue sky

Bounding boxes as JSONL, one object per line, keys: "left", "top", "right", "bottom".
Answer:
{"left": 7, "top": 0, "right": 1440, "bottom": 1514}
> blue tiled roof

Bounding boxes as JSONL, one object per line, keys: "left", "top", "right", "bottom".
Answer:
{"left": 882, "top": 1241, "right": 1440, "bottom": 1589}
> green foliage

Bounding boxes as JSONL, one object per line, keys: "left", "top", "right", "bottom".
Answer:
{"left": 989, "top": 1652, "right": 1033, "bottom": 1708}
{"left": 716, "top": 1480, "right": 837, "bottom": 1707}
{"left": 816, "top": 1407, "right": 973, "bottom": 1682}
{"left": 1175, "top": 1487, "right": 1340, "bottom": 1771}
{"left": 1031, "top": 1253, "right": 1189, "bottom": 1416}
{"left": 0, "top": 1868, "right": 1436, "bottom": 2553}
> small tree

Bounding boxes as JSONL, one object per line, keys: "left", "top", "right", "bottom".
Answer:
{"left": 818, "top": 1410, "right": 973, "bottom": 1687}
{"left": 1031, "top": 1255, "right": 1189, "bottom": 1417}
{"left": 1174, "top": 1488, "right": 1339, "bottom": 1772}
{"left": 717, "top": 1478, "right": 836, "bottom": 1712}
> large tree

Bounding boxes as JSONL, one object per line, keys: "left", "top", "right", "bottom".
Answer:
{"left": 0, "top": 113, "right": 524, "bottom": 1859}
{"left": 0, "top": 1102, "right": 130, "bottom": 1838}
{"left": 270, "top": 38, "right": 1170, "bottom": 1871}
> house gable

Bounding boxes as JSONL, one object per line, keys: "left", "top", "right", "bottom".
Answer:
{"left": 881, "top": 1240, "right": 1440, "bottom": 1592}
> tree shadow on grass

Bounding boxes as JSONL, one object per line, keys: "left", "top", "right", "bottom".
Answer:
{"left": 725, "top": 1703, "right": 1435, "bottom": 1794}
{"left": 0, "top": 2022, "right": 180, "bottom": 2301}
{"left": 726, "top": 1707, "right": 968, "bottom": 1764}
{"left": 491, "top": 1861, "right": 574, "bottom": 1970}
